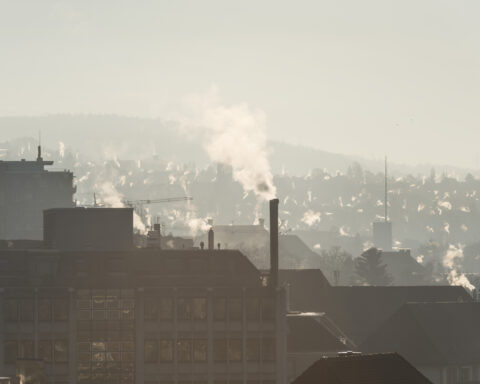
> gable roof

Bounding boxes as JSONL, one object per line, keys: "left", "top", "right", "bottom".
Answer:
{"left": 380, "top": 250, "right": 427, "bottom": 285}
{"left": 288, "top": 313, "right": 355, "bottom": 353}
{"left": 361, "top": 302, "right": 480, "bottom": 366}
{"left": 286, "top": 285, "right": 472, "bottom": 344}
{"left": 292, "top": 353, "right": 432, "bottom": 384}
{"left": 279, "top": 269, "right": 330, "bottom": 309}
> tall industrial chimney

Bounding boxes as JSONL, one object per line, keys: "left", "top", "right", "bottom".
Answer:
{"left": 208, "top": 228, "right": 214, "bottom": 250}
{"left": 269, "top": 198, "right": 279, "bottom": 288}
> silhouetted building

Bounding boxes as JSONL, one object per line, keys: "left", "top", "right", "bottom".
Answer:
{"left": 361, "top": 302, "right": 480, "bottom": 384}
{"left": 292, "top": 353, "right": 432, "bottom": 384}
{"left": 0, "top": 149, "right": 75, "bottom": 240}
{"left": 373, "top": 221, "right": 392, "bottom": 251}
{"left": 0, "top": 202, "right": 288, "bottom": 384}
{"left": 43, "top": 207, "right": 134, "bottom": 251}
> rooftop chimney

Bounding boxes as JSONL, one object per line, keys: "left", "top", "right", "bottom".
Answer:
{"left": 269, "top": 198, "right": 279, "bottom": 288}
{"left": 208, "top": 228, "right": 214, "bottom": 250}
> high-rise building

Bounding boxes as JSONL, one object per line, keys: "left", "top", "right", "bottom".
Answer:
{"left": 0, "top": 147, "right": 75, "bottom": 240}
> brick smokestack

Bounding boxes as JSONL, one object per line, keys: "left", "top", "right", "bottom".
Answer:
{"left": 208, "top": 228, "right": 214, "bottom": 250}
{"left": 269, "top": 198, "right": 279, "bottom": 288}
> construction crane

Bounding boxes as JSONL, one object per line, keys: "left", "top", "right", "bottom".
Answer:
{"left": 123, "top": 196, "right": 193, "bottom": 207}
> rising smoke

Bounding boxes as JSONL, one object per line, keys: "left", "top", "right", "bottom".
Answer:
{"left": 179, "top": 87, "right": 276, "bottom": 201}
{"left": 443, "top": 244, "right": 475, "bottom": 291}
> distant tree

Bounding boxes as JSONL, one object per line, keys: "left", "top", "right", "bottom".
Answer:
{"left": 355, "top": 247, "right": 392, "bottom": 286}
{"left": 319, "top": 246, "right": 352, "bottom": 285}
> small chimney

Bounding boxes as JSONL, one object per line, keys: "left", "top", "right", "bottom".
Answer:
{"left": 259, "top": 218, "right": 265, "bottom": 228}
{"left": 269, "top": 199, "right": 279, "bottom": 288}
{"left": 37, "top": 145, "right": 42, "bottom": 161}
{"left": 200, "top": 241, "right": 205, "bottom": 250}
{"left": 208, "top": 228, "right": 214, "bottom": 250}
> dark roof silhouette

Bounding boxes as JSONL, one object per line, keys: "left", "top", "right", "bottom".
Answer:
{"left": 361, "top": 302, "right": 480, "bottom": 366}
{"left": 288, "top": 313, "right": 355, "bottom": 353}
{"left": 292, "top": 352, "right": 432, "bottom": 384}
{"left": 279, "top": 269, "right": 330, "bottom": 308}
{"left": 286, "top": 285, "right": 472, "bottom": 344}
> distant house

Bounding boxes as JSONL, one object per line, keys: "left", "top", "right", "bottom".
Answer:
{"left": 282, "top": 284, "right": 473, "bottom": 344}
{"left": 380, "top": 249, "right": 431, "bottom": 285}
{"left": 287, "top": 312, "right": 355, "bottom": 382}
{"left": 361, "top": 302, "right": 480, "bottom": 384}
{"left": 292, "top": 352, "right": 432, "bottom": 384}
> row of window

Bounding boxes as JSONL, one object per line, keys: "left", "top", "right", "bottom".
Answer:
{"left": 144, "top": 297, "right": 275, "bottom": 322}
{"left": 4, "top": 298, "right": 69, "bottom": 322}
{"left": 144, "top": 338, "right": 276, "bottom": 363}
{"left": 4, "top": 340, "right": 68, "bottom": 364}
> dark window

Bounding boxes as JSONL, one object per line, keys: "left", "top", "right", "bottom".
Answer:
{"left": 228, "top": 298, "right": 242, "bottom": 321}
{"left": 55, "top": 340, "right": 68, "bottom": 362}
{"left": 193, "top": 339, "right": 207, "bottom": 362}
{"left": 262, "top": 298, "right": 275, "bottom": 321}
{"left": 262, "top": 338, "right": 275, "bottom": 362}
{"left": 177, "top": 340, "right": 192, "bottom": 362}
{"left": 4, "top": 340, "right": 17, "bottom": 364}
{"left": 144, "top": 298, "right": 157, "bottom": 320}
{"left": 39, "top": 340, "right": 53, "bottom": 362}
{"left": 213, "top": 298, "right": 226, "bottom": 321}
{"left": 228, "top": 338, "right": 242, "bottom": 362}
{"left": 145, "top": 340, "right": 158, "bottom": 363}
{"left": 5, "top": 299, "right": 18, "bottom": 322}
{"left": 159, "top": 340, "right": 173, "bottom": 362}
{"left": 19, "top": 299, "right": 34, "bottom": 321}
{"left": 246, "top": 338, "right": 260, "bottom": 362}
{"left": 193, "top": 298, "right": 207, "bottom": 321}
{"left": 246, "top": 298, "right": 260, "bottom": 321}
{"left": 159, "top": 298, "right": 173, "bottom": 320}
{"left": 18, "top": 340, "right": 34, "bottom": 358}
{"left": 38, "top": 299, "right": 52, "bottom": 322}
{"left": 177, "top": 298, "right": 192, "bottom": 321}
{"left": 54, "top": 299, "right": 69, "bottom": 321}
{"left": 213, "top": 339, "right": 227, "bottom": 362}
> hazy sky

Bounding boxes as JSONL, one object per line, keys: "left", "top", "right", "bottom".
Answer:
{"left": 1, "top": 1, "right": 479, "bottom": 168}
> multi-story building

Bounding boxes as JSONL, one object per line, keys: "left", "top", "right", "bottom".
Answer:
{"left": 0, "top": 147, "right": 75, "bottom": 240}
{"left": 0, "top": 204, "right": 287, "bottom": 384}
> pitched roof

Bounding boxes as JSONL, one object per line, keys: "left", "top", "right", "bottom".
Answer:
{"left": 360, "top": 302, "right": 480, "bottom": 366}
{"left": 279, "top": 269, "right": 331, "bottom": 309}
{"left": 380, "top": 250, "right": 427, "bottom": 285}
{"left": 292, "top": 353, "right": 432, "bottom": 384}
{"left": 288, "top": 313, "right": 355, "bottom": 353}
{"left": 287, "top": 285, "right": 473, "bottom": 344}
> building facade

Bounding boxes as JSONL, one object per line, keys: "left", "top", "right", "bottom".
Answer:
{"left": 0, "top": 248, "right": 287, "bottom": 384}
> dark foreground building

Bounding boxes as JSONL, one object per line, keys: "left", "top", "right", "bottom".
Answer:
{"left": 0, "top": 204, "right": 287, "bottom": 384}
{"left": 292, "top": 352, "right": 432, "bottom": 384}
{"left": 0, "top": 148, "right": 75, "bottom": 240}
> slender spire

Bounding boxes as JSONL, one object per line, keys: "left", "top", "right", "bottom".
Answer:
{"left": 37, "top": 130, "right": 42, "bottom": 161}
{"left": 385, "top": 156, "right": 388, "bottom": 222}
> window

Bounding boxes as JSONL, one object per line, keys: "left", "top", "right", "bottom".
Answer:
{"left": 177, "top": 298, "right": 192, "bottom": 321}
{"left": 55, "top": 340, "right": 68, "bottom": 362}
{"left": 213, "top": 339, "right": 227, "bottom": 362}
{"left": 19, "top": 299, "right": 34, "bottom": 321}
{"left": 229, "top": 339, "right": 242, "bottom": 362}
{"left": 4, "top": 340, "right": 17, "bottom": 364}
{"left": 213, "top": 298, "right": 226, "bottom": 321}
{"left": 229, "top": 298, "right": 242, "bottom": 321}
{"left": 54, "top": 299, "right": 69, "bottom": 321}
{"left": 193, "top": 298, "right": 207, "bottom": 321}
{"left": 246, "top": 338, "right": 260, "bottom": 362}
{"left": 262, "top": 298, "right": 275, "bottom": 321}
{"left": 193, "top": 339, "right": 207, "bottom": 362}
{"left": 39, "top": 340, "right": 53, "bottom": 362}
{"left": 159, "top": 340, "right": 173, "bottom": 362}
{"left": 159, "top": 298, "right": 173, "bottom": 320}
{"left": 177, "top": 340, "right": 192, "bottom": 362}
{"left": 144, "top": 298, "right": 157, "bottom": 320}
{"left": 38, "top": 299, "right": 52, "bottom": 321}
{"left": 18, "top": 340, "right": 34, "bottom": 359}
{"left": 262, "top": 339, "right": 275, "bottom": 362}
{"left": 145, "top": 340, "right": 158, "bottom": 363}
{"left": 246, "top": 298, "right": 260, "bottom": 321}
{"left": 4, "top": 299, "right": 18, "bottom": 321}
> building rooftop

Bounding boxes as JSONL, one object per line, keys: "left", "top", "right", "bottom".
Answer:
{"left": 292, "top": 353, "right": 432, "bottom": 384}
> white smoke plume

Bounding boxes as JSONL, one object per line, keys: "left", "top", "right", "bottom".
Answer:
{"left": 179, "top": 87, "right": 276, "bottom": 200}
{"left": 59, "top": 141, "right": 65, "bottom": 158}
{"left": 442, "top": 244, "right": 475, "bottom": 291}
{"left": 98, "top": 181, "right": 147, "bottom": 234}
